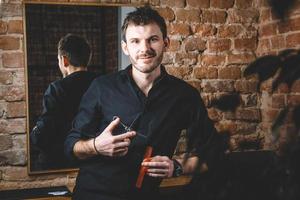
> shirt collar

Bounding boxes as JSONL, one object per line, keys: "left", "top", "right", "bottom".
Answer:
{"left": 122, "top": 64, "right": 169, "bottom": 85}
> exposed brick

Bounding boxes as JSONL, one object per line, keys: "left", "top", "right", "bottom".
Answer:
{"left": 0, "top": 102, "right": 6, "bottom": 118}
{"left": 156, "top": 7, "right": 175, "bottom": 21}
{"left": 201, "top": 80, "right": 235, "bottom": 93}
{"left": 2, "top": 53, "right": 24, "bottom": 68}
{"left": 165, "top": 66, "right": 193, "bottom": 79}
{"left": 6, "top": 102, "right": 26, "bottom": 118}
{"left": 225, "top": 109, "right": 261, "bottom": 122}
{"left": 235, "top": 122, "right": 258, "bottom": 135}
{"left": 202, "top": 10, "right": 227, "bottom": 24}
{"left": 193, "top": 67, "right": 218, "bottom": 79}
{"left": 244, "top": 26, "right": 258, "bottom": 38}
{"left": 12, "top": 69, "right": 25, "bottom": 86}
{"left": 0, "top": 36, "right": 20, "bottom": 50}
{"left": 259, "top": 8, "right": 271, "bottom": 23}
{"left": 254, "top": 0, "right": 269, "bottom": 7}
{"left": 0, "top": 118, "right": 26, "bottom": 134}
{"left": 286, "top": 32, "right": 300, "bottom": 48}
{"left": 228, "top": 9, "right": 259, "bottom": 23}
{"left": 160, "top": 0, "right": 186, "bottom": 8}
{"left": 272, "top": 94, "right": 286, "bottom": 108}
{"left": 287, "top": 94, "right": 300, "bottom": 106}
{"left": 227, "top": 53, "right": 256, "bottom": 65}
{"left": 235, "top": 0, "right": 253, "bottom": 8}
{"left": 235, "top": 80, "right": 258, "bottom": 93}
{"left": 256, "top": 38, "right": 271, "bottom": 54}
{"left": 259, "top": 23, "right": 277, "bottom": 37}
{"left": 193, "top": 24, "right": 217, "bottom": 37}
{"left": 234, "top": 37, "right": 257, "bottom": 51}
{"left": 0, "top": 3, "right": 22, "bottom": 17}
{"left": 207, "top": 108, "right": 223, "bottom": 121}
{"left": 260, "top": 79, "right": 273, "bottom": 93}
{"left": 218, "top": 25, "right": 242, "bottom": 38}
{"left": 168, "top": 39, "right": 181, "bottom": 51}
{"left": 276, "top": 83, "right": 290, "bottom": 93}
{"left": 208, "top": 39, "right": 231, "bottom": 52}
{"left": 241, "top": 94, "right": 258, "bottom": 107}
{"left": 150, "top": 0, "right": 160, "bottom": 6}
{"left": 270, "top": 35, "right": 285, "bottom": 50}
{"left": 2, "top": 167, "right": 28, "bottom": 181}
{"left": 210, "top": 0, "right": 234, "bottom": 9}
{"left": 1, "top": 86, "right": 25, "bottom": 102}
{"left": 215, "top": 121, "right": 237, "bottom": 134}
{"left": 0, "top": 149, "right": 26, "bottom": 165}
{"left": 162, "top": 52, "right": 173, "bottom": 65}
{"left": 175, "top": 53, "right": 198, "bottom": 65}
{"left": 0, "top": 20, "right": 8, "bottom": 34}
{"left": 261, "top": 109, "right": 279, "bottom": 122}
{"left": 13, "top": 134, "right": 26, "bottom": 150}
{"left": 176, "top": 9, "right": 201, "bottom": 23}
{"left": 219, "top": 67, "right": 241, "bottom": 79}
{"left": 200, "top": 54, "right": 226, "bottom": 66}
{"left": 169, "top": 23, "right": 191, "bottom": 36}
{"left": 186, "top": 0, "right": 210, "bottom": 8}
{"left": 7, "top": 20, "right": 23, "bottom": 34}
{"left": 184, "top": 37, "right": 206, "bottom": 52}
{"left": 0, "top": 71, "right": 13, "bottom": 85}
{"left": 0, "top": 135, "right": 12, "bottom": 151}
{"left": 291, "top": 80, "right": 300, "bottom": 93}
{"left": 278, "top": 17, "right": 300, "bottom": 33}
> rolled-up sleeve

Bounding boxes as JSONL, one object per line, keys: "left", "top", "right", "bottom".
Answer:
{"left": 64, "top": 80, "right": 102, "bottom": 160}
{"left": 186, "top": 90, "right": 225, "bottom": 169}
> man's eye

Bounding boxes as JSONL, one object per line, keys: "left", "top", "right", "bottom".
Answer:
{"left": 150, "top": 38, "right": 158, "bottom": 42}
{"left": 131, "top": 40, "right": 139, "bottom": 44}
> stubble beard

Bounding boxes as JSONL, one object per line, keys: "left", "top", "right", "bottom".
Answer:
{"left": 130, "top": 52, "right": 164, "bottom": 74}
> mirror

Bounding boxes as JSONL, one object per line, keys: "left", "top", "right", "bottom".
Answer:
{"left": 25, "top": 2, "right": 134, "bottom": 174}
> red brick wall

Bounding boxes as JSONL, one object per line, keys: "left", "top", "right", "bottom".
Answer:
{"left": 0, "top": 0, "right": 300, "bottom": 191}
{"left": 256, "top": 0, "right": 300, "bottom": 152}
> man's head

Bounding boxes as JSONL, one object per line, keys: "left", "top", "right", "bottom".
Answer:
{"left": 57, "top": 34, "right": 91, "bottom": 75}
{"left": 121, "top": 6, "right": 169, "bottom": 74}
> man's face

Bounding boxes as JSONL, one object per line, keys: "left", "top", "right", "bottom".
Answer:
{"left": 122, "top": 23, "right": 169, "bottom": 74}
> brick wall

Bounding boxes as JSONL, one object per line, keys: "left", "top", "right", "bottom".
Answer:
{"left": 256, "top": 0, "right": 300, "bottom": 153}
{"left": 0, "top": 0, "right": 299, "bottom": 191}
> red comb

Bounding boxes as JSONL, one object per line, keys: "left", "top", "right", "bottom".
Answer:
{"left": 136, "top": 146, "right": 153, "bottom": 188}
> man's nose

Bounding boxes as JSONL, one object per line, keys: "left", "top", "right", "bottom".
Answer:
{"left": 139, "top": 40, "right": 151, "bottom": 52}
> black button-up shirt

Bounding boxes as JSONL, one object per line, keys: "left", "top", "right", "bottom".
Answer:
{"left": 65, "top": 65, "right": 219, "bottom": 200}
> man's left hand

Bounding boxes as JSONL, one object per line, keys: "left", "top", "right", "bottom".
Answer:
{"left": 141, "top": 156, "right": 173, "bottom": 178}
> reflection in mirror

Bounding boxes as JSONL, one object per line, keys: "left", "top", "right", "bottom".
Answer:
{"left": 25, "top": 3, "right": 121, "bottom": 173}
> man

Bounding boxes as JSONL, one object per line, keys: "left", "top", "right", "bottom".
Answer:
{"left": 30, "top": 34, "right": 98, "bottom": 170}
{"left": 65, "top": 6, "right": 220, "bottom": 200}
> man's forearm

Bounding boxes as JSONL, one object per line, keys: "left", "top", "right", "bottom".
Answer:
{"left": 73, "top": 139, "right": 97, "bottom": 160}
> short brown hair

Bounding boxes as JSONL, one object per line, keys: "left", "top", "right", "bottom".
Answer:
{"left": 58, "top": 34, "right": 91, "bottom": 67}
{"left": 121, "top": 6, "right": 167, "bottom": 42}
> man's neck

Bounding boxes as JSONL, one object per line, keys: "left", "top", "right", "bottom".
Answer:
{"left": 64, "top": 66, "right": 87, "bottom": 77}
{"left": 131, "top": 65, "right": 161, "bottom": 97}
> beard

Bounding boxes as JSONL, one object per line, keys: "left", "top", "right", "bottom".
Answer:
{"left": 129, "top": 49, "right": 164, "bottom": 74}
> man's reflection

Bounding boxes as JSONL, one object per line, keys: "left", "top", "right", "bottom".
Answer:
{"left": 30, "top": 34, "right": 98, "bottom": 170}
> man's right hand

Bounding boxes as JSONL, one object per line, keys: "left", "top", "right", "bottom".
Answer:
{"left": 94, "top": 117, "right": 136, "bottom": 157}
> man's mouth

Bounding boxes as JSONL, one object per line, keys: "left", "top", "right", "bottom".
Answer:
{"left": 139, "top": 55, "right": 155, "bottom": 59}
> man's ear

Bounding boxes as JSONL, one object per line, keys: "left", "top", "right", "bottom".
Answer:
{"left": 121, "top": 40, "right": 129, "bottom": 56}
{"left": 62, "top": 56, "right": 70, "bottom": 67}
{"left": 163, "top": 37, "right": 170, "bottom": 51}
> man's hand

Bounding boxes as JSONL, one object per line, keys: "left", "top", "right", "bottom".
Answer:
{"left": 73, "top": 117, "right": 135, "bottom": 159}
{"left": 141, "top": 156, "right": 174, "bottom": 178}
{"left": 94, "top": 117, "right": 136, "bottom": 157}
